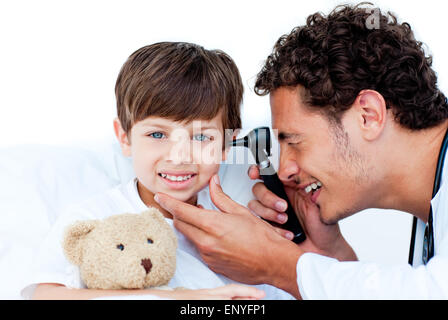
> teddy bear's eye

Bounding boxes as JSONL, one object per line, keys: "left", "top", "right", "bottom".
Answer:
{"left": 116, "top": 244, "right": 125, "bottom": 251}
{"left": 147, "top": 238, "right": 153, "bottom": 244}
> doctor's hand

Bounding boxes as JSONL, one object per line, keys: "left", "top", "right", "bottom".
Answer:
{"left": 154, "top": 174, "right": 303, "bottom": 299}
{"left": 247, "top": 165, "right": 357, "bottom": 262}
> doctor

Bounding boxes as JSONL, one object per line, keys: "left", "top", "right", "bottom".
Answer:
{"left": 154, "top": 3, "right": 448, "bottom": 298}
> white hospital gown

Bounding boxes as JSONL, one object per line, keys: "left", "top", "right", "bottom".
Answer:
{"left": 22, "top": 176, "right": 294, "bottom": 300}
{"left": 296, "top": 152, "right": 448, "bottom": 299}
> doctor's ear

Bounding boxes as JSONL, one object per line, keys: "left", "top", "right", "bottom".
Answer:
{"left": 353, "top": 90, "right": 388, "bottom": 141}
{"left": 113, "top": 118, "right": 132, "bottom": 157}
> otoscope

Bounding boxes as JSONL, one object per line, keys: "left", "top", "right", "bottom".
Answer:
{"left": 231, "top": 127, "right": 306, "bottom": 244}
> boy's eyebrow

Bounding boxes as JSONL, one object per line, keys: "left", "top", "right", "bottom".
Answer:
{"left": 140, "top": 122, "right": 219, "bottom": 130}
{"left": 199, "top": 125, "right": 220, "bottom": 130}
{"left": 278, "top": 132, "right": 302, "bottom": 141}
{"left": 140, "top": 122, "right": 171, "bottom": 129}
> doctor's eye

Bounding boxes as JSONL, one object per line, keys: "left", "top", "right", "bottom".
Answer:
{"left": 148, "top": 132, "right": 166, "bottom": 139}
{"left": 287, "top": 142, "right": 301, "bottom": 149}
{"left": 116, "top": 244, "right": 125, "bottom": 251}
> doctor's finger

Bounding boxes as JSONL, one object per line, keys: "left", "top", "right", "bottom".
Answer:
{"left": 173, "top": 217, "right": 229, "bottom": 257}
{"left": 272, "top": 225, "right": 295, "bottom": 241}
{"left": 247, "top": 199, "right": 288, "bottom": 224}
{"left": 252, "top": 182, "right": 288, "bottom": 213}
{"left": 209, "top": 174, "right": 248, "bottom": 215}
{"left": 172, "top": 217, "right": 211, "bottom": 245}
{"left": 247, "top": 165, "right": 260, "bottom": 180}
{"left": 155, "top": 192, "right": 215, "bottom": 230}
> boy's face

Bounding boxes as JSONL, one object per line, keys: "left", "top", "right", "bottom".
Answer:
{"left": 114, "top": 114, "right": 231, "bottom": 205}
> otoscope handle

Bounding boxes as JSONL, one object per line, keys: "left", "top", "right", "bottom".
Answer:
{"left": 260, "top": 173, "right": 306, "bottom": 244}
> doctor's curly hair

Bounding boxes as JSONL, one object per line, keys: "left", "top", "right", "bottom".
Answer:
{"left": 255, "top": 2, "right": 448, "bottom": 130}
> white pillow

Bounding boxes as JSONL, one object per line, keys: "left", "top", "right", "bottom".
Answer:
{"left": 0, "top": 137, "right": 134, "bottom": 299}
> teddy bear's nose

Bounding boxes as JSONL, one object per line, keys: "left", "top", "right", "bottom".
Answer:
{"left": 141, "top": 258, "right": 152, "bottom": 274}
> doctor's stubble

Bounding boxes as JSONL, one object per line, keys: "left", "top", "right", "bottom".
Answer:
{"left": 324, "top": 117, "right": 372, "bottom": 224}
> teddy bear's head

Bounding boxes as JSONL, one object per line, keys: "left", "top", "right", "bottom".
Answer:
{"left": 63, "top": 208, "right": 177, "bottom": 290}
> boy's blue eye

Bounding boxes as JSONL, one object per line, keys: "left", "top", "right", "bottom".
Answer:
{"left": 193, "top": 134, "right": 210, "bottom": 142}
{"left": 147, "top": 238, "right": 153, "bottom": 244}
{"left": 116, "top": 244, "right": 125, "bottom": 251}
{"left": 149, "top": 132, "right": 165, "bottom": 139}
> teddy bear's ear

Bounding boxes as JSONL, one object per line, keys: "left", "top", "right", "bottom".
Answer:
{"left": 62, "top": 220, "right": 98, "bottom": 266}
{"left": 141, "top": 208, "right": 167, "bottom": 223}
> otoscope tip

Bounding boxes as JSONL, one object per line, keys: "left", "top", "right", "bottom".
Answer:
{"left": 230, "top": 136, "right": 249, "bottom": 148}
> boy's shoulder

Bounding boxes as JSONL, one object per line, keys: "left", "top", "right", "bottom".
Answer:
{"left": 218, "top": 163, "right": 257, "bottom": 206}
{"left": 61, "top": 178, "right": 146, "bottom": 222}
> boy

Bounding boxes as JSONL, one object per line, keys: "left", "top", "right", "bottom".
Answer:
{"left": 23, "top": 42, "right": 292, "bottom": 299}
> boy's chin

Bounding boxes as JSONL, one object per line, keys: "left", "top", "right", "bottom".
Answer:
{"left": 161, "top": 190, "right": 197, "bottom": 204}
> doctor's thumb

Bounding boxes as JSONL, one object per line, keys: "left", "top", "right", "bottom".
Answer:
{"left": 209, "top": 174, "right": 247, "bottom": 215}
{"left": 213, "top": 174, "right": 220, "bottom": 186}
{"left": 209, "top": 174, "right": 233, "bottom": 212}
{"left": 209, "top": 174, "right": 224, "bottom": 198}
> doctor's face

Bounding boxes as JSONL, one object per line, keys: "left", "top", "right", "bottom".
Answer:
{"left": 270, "top": 86, "right": 370, "bottom": 224}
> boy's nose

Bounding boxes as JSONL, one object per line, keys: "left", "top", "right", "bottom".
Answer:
{"left": 167, "top": 140, "right": 193, "bottom": 164}
{"left": 168, "top": 147, "right": 193, "bottom": 164}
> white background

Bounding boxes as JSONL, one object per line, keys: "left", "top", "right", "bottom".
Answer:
{"left": 1, "top": 0, "right": 447, "bottom": 264}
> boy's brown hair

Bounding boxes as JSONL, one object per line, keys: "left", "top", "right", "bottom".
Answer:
{"left": 115, "top": 42, "right": 243, "bottom": 137}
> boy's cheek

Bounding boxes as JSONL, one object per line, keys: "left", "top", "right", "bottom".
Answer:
{"left": 198, "top": 164, "right": 221, "bottom": 185}
{"left": 221, "top": 146, "right": 231, "bottom": 162}
{"left": 195, "top": 143, "right": 224, "bottom": 165}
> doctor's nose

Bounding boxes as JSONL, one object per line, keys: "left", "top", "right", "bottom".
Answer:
{"left": 278, "top": 157, "right": 301, "bottom": 184}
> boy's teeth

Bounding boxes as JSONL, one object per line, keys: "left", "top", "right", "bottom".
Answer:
{"left": 160, "top": 173, "right": 193, "bottom": 181}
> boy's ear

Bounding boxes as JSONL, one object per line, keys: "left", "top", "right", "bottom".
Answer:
{"left": 113, "top": 118, "right": 132, "bottom": 157}
{"left": 62, "top": 220, "right": 99, "bottom": 266}
{"left": 222, "top": 129, "right": 240, "bottom": 161}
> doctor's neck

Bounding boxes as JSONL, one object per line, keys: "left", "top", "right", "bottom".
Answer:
{"left": 379, "top": 119, "right": 448, "bottom": 222}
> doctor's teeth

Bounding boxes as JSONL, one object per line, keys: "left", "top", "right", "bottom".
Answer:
{"left": 305, "top": 182, "right": 322, "bottom": 193}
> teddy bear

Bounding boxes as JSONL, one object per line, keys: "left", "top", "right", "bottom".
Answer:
{"left": 62, "top": 208, "right": 178, "bottom": 290}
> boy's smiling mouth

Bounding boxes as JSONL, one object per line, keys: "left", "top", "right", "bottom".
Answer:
{"left": 157, "top": 171, "right": 197, "bottom": 189}
{"left": 159, "top": 173, "right": 196, "bottom": 181}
